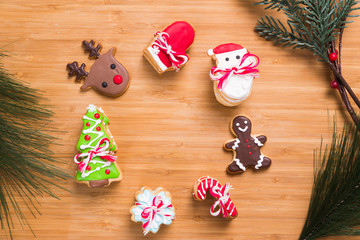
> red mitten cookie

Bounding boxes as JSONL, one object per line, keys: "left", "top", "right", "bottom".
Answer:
{"left": 143, "top": 21, "right": 195, "bottom": 74}
{"left": 67, "top": 40, "right": 130, "bottom": 97}
{"left": 224, "top": 115, "right": 271, "bottom": 174}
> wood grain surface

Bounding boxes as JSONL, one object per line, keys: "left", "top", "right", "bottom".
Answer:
{"left": 1, "top": 0, "right": 360, "bottom": 239}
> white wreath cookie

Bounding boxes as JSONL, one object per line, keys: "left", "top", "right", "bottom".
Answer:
{"left": 130, "top": 187, "right": 175, "bottom": 235}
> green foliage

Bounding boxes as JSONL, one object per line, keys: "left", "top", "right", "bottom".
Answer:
{"left": 254, "top": 1, "right": 360, "bottom": 239}
{"left": 299, "top": 119, "right": 360, "bottom": 240}
{"left": 0, "top": 52, "right": 69, "bottom": 239}
{"left": 255, "top": 0, "right": 360, "bottom": 61}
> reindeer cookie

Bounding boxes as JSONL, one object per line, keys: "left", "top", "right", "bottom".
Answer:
{"left": 224, "top": 115, "right": 271, "bottom": 174}
{"left": 67, "top": 40, "right": 130, "bottom": 97}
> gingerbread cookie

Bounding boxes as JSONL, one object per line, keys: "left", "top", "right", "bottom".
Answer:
{"left": 130, "top": 187, "right": 175, "bottom": 235}
{"left": 193, "top": 176, "right": 237, "bottom": 219}
{"left": 67, "top": 40, "right": 130, "bottom": 97}
{"left": 224, "top": 115, "right": 271, "bottom": 174}
{"left": 73, "top": 104, "right": 122, "bottom": 187}
{"left": 208, "top": 43, "right": 259, "bottom": 106}
{"left": 143, "top": 21, "right": 195, "bottom": 74}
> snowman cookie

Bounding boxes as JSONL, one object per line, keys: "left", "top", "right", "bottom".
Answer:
{"left": 208, "top": 43, "right": 259, "bottom": 107}
{"left": 143, "top": 21, "right": 195, "bottom": 74}
{"left": 224, "top": 115, "right": 271, "bottom": 174}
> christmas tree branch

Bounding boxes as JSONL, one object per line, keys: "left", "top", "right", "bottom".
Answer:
{"left": 0, "top": 52, "right": 70, "bottom": 239}
{"left": 255, "top": 0, "right": 360, "bottom": 127}
{"left": 254, "top": 1, "right": 360, "bottom": 239}
{"left": 298, "top": 119, "right": 360, "bottom": 239}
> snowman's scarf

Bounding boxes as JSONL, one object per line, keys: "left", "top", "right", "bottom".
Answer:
{"left": 210, "top": 53, "right": 260, "bottom": 90}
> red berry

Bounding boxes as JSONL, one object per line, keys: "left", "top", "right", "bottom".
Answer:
{"left": 329, "top": 53, "right": 337, "bottom": 62}
{"left": 96, "top": 126, "right": 101, "bottom": 131}
{"left": 113, "top": 75, "right": 123, "bottom": 85}
{"left": 105, "top": 169, "right": 110, "bottom": 175}
{"left": 86, "top": 165, "right": 91, "bottom": 171}
{"left": 84, "top": 135, "right": 91, "bottom": 141}
{"left": 86, "top": 122, "right": 90, "bottom": 127}
{"left": 94, "top": 113, "right": 100, "bottom": 119}
{"left": 330, "top": 80, "right": 339, "bottom": 89}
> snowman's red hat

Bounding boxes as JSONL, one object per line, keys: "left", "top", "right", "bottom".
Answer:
{"left": 208, "top": 43, "right": 245, "bottom": 56}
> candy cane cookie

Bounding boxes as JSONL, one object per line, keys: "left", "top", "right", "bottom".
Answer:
{"left": 192, "top": 176, "right": 237, "bottom": 219}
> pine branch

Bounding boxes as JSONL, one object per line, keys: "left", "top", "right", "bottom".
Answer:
{"left": 299, "top": 120, "right": 360, "bottom": 239}
{"left": 256, "top": 16, "right": 314, "bottom": 49}
{"left": 0, "top": 52, "right": 70, "bottom": 239}
{"left": 254, "top": 0, "right": 360, "bottom": 127}
{"left": 254, "top": 0, "right": 293, "bottom": 11}
{"left": 255, "top": 0, "right": 360, "bottom": 61}
{"left": 253, "top": 1, "right": 360, "bottom": 239}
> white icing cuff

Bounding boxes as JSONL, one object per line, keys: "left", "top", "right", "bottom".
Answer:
{"left": 232, "top": 139, "right": 240, "bottom": 150}
{"left": 253, "top": 136, "right": 264, "bottom": 146}
{"left": 147, "top": 46, "right": 169, "bottom": 72}
{"left": 234, "top": 159, "right": 246, "bottom": 171}
{"left": 254, "top": 155, "right": 264, "bottom": 169}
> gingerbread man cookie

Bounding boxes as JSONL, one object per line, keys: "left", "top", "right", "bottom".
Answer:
{"left": 224, "top": 115, "right": 271, "bottom": 174}
{"left": 67, "top": 40, "right": 130, "bottom": 97}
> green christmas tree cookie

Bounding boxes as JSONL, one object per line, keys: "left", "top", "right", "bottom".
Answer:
{"left": 74, "top": 104, "right": 122, "bottom": 187}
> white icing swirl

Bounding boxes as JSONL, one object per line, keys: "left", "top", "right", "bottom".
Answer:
{"left": 80, "top": 115, "right": 104, "bottom": 150}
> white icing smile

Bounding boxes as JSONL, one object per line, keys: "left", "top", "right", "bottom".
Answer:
{"left": 236, "top": 122, "right": 248, "bottom": 132}
{"left": 238, "top": 126, "right": 248, "bottom": 132}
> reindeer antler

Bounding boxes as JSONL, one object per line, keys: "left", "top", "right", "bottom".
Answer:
{"left": 82, "top": 40, "right": 102, "bottom": 59}
{"left": 67, "top": 61, "right": 88, "bottom": 81}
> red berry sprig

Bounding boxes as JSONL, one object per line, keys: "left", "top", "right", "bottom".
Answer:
{"left": 329, "top": 52, "right": 338, "bottom": 62}
{"left": 330, "top": 80, "right": 339, "bottom": 89}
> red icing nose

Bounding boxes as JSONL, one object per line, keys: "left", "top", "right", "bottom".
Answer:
{"left": 113, "top": 75, "right": 123, "bottom": 85}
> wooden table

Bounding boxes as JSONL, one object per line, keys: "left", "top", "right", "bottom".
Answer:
{"left": 1, "top": 0, "right": 360, "bottom": 239}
